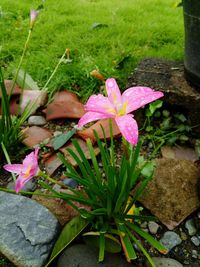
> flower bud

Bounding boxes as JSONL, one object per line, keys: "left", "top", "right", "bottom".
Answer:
{"left": 30, "top": 10, "right": 39, "bottom": 29}
{"left": 90, "top": 70, "right": 104, "bottom": 81}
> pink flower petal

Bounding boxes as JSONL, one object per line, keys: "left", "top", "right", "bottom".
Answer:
{"left": 115, "top": 115, "right": 138, "bottom": 145}
{"left": 106, "top": 78, "right": 122, "bottom": 108}
{"left": 15, "top": 174, "right": 32, "bottom": 193}
{"left": 3, "top": 164, "right": 24, "bottom": 174}
{"left": 122, "top": 87, "right": 164, "bottom": 113}
{"left": 78, "top": 111, "right": 112, "bottom": 128}
{"left": 85, "top": 94, "right": 114, "bottom": 115}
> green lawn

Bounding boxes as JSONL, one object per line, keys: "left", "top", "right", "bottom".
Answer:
{"left": 0, "top": 0, "right": 183, "bottom": 100}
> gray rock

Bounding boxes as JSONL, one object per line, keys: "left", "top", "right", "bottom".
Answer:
{"left": 28, "top": 115, "right": 47, "bottom": 126}
{"left": 148, "top": 221, "right": 160, "bottom": 234}
{"left": 7, "top": 179, "right": 36, "bottom": 192}
{"left": 160, "top": 231, "right": 182, "bottom": 251}
{"left": 192, "top": 250, "right": 198, "bottom": 259}
{"left": 146, "top": 257, "right": 183, "bottom": 267}
{"left": 185, "top": 218, "right": 197, "bottom": 236}
{"left": 57, "top": 244, "right": 136, "bottom": 267}
{"left": 191, "top": 236, "right": 200, "bottom": 246}
{"left": 0, "top": 192, "right": 60, "bottom": 267}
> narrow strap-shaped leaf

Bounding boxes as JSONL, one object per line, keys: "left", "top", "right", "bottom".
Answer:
{"left": 86, "top": 139, "right": 103, "bottom": 188}
{"left": 71, "top": 139, "right": 97, "bottom": 182}
{"left": 99, "top": 233, "right": 105, "bottom": 262}
{"left": 126, "top": 222, "right": 168, "bottom": 254}
{"left": 117, "top": 223, "right": 137, "bottom": 261}
{"left": 126, "top": 227, "right": 156, "bottom": 267}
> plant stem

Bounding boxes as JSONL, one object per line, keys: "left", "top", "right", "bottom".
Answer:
{"left": 38, "top": 171, "right": 68, "bottom": 188}
{"left": 1, "top": 142, "right": 16, "bottom": 181}
{"left": 42, "top": 49, "right": 66, "bottom": 91}
{"left": 0, "top": 187, "right": 59, "bottom": 198}
{"left": 9, "top": 29, "right": 32, "bottom": 100}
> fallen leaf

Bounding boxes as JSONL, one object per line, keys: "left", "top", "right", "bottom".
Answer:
{"left": 22, "top": 126, "right": 53, "bottom": 148}
{"left": 77, "top": 118, "right": 121, "bottom": 143}
{"left": 44, "top": 91, "right": 85, "bottom": 120}
{"left": 12, "top": 68, "right": 40, "bottom": 90}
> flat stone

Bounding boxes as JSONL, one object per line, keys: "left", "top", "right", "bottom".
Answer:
{"left": 160, "top": 231, "right": 182, "bottom": 251}
{"left": 0, "top": 192, "right": 60, "bottom": 267}
{"left": 57, "top": 244, "right": 136, "bottom": 267}
{"left": 28, "top": 115, "right": 47, "bottom": 126}
{"left": 146, "top": 257, "right": 183, "bottom": 267}
{"left": 127, "top": 58, "right": 200, "bottom": 132}
{"left": 139, "top": 158, "right": 200, "bottom": 229}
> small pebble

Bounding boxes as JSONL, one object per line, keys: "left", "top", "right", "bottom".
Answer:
{"left": 63, "top": 178, "right": 78, "bottom": 188}
{"left": 180, "top": 231, "right": 188, "bottom": 241}
{"left": 148, "top": 221, "right": 160, "bottom": 234}
{"left": 140, "top": 221, "right": 148, "bottom": 228}
{"left": 191, "top": 249, "right": 198, "bottom": 259}
{"left": 53, "top": 131, "right": 62, "bottom": 137}
{"left": 160, "top": 231, "right": 182, "bottom": 251}
{"left": 28, "top": 115, "right": 47, "bottom": 126}
{"left": 185, "top": 219, "right": 197, "bottom": 236}
{"left": 191, "top": 236, "right": 200, "bottom": 246}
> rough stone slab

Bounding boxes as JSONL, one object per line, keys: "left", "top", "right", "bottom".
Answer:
{"left": 139, "top": 159, "right": 200, "bottom": 230}
{"left": 0, "top": 192, "right": 60, "bottom": 267}
{"left": 127, "top": 58, "right": 200, "bottom": 130}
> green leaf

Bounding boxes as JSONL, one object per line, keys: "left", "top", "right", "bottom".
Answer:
{"left": 12, "top": 68, "right": 40, "bottom": 90}
{"left": 174, "top": 113, "right": 187, "bottom": 122}
{"left": 141, "top": 161, "right": 155, "bottom": 179}
{"left": 162, "top": 110, "right": 170, "bottom": 117}
{"left": 195, "top": 139, "right": 200, "bottom": 157}
{"left": 149, "top": 100, "right": 163, "bottom": 116}
{"left": 117, "top": 223, "right": 137, "bottom": 261}
{"left": 52, "top": 128, "right": 76, "bottom": 150}
{"left": 145, "top": 126, "right": 153, "bottom": 132}
{"left": 45, "top": 216, "right": 88, "bottom": 267}
{"left": 83, "top": 232, "right": 121, "bottom": 253}
{"left": 127, "top": 222, "right": 168, "bottom": 254}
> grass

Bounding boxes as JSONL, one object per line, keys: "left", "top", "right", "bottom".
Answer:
{"left": 0, "top": 0, "right": 183, "bottom": 101}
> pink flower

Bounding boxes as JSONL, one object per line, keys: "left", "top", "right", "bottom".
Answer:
{"left": 78, "top": 78, "right": 164, "bottom": 145}
{"left": 4, "top": 148, "right": 40, "bottom": 193}
{"left": 30, "top": 10, "right": 39, "bottom": 29}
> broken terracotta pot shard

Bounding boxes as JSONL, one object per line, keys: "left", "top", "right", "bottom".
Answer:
{"left": 77, "top": 118, "right": 121, "bottom": 143}
{"left": 44, "top": 91, "right": 85, "bottom": 120}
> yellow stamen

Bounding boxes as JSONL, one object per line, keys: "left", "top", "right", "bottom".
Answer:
{"left": 112, "top": 92, "right": 117, "bottom": 102}
{"left": 118, "top": 101, "right": 128, "bottom": 116}
{"left": 22, "top": 165, "right": 32, "bottom": 179}
{"left": 106, "top": 107, "right": 116, "bottom": 114}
